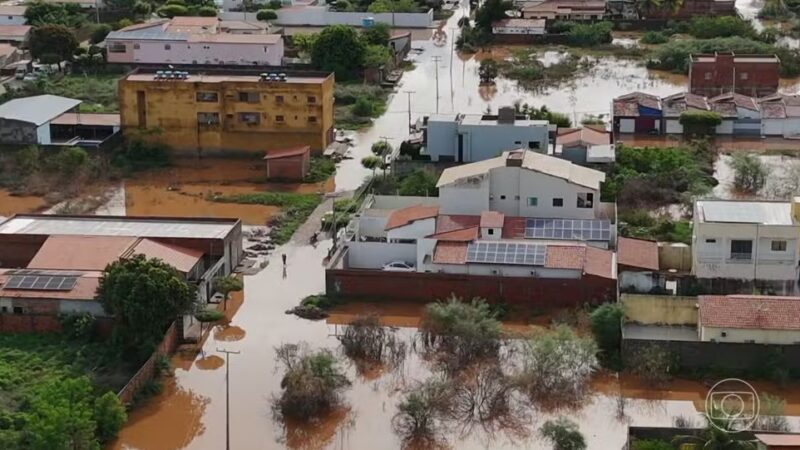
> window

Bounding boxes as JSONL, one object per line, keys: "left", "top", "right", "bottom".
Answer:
{"left": 133, "top": 43, "right": 140, "bottom": 49}
{"left": 721, "top": 331, "right": 727, "bottom": 337}
{"left": 771, "top": 240, "right": 788, "bottom": 252}
{"left": 577, "top": 193, "right": 594, "bottom": 208}
{"left": 238, "top": 112, "right": 260, "bottom": 124}
{"left": 12, "top": 307, "right": 22, "bottom": 315}
{"left": 0, "top": 306, "right": 6, "bottom": 313}
{"left": 500, "top": 195, "right": 506, "bottom": 200}
{"left": 275, "top": 115, "right": 285, "bottom": 123}
{"left": 275, "top": 95, "right": 284, "bottom": 104}
{"left": 740, "top": 72, "right": 748, "bottom": 80}
{"left": 527, "top": 197, "right": 538, "bottom": 207}
{"left": 197, "top": 112, "right": 220, "bottom": 125}
{"left": 514, "top": 141, "right": 522, "bottom": 145}
{"left": 730, "top": 239, "right": 753, "bottom": 260}
{"left": 552, "top": 198, "right": 563, "bottom": 207}
{"left": 196, "top": 92, "right": 218, "bottom": 102}
{"left": 488, "top": 229, "right": 494, "bottom": 235}
{"left": 308, "top": 96, "right": 316, "bottom": 104}
{"left": 164, "top": 44, "right": 171, "bottom": 50}
{"left": 528, "top": 141, "right": 541, "bottom": 149}
{"left": 705, "top": 238, "right": 717, "bottom": 244}
{"left": 308, "top": 116, "right": 317, "bottom": 123}
{"left": 107, "top": 43, "right": 126, "bottom": 53}
{"left": 704, "top": 72, "right": 712, "bottom": 80}
{"left": 238, "top": 91, "right": 259, "bottom": 103}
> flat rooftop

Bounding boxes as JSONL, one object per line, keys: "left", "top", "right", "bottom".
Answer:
{"left": 460, "top": 114, "right": 549, "bottom": 127}
{"left": 0, "top": 214, "right": 239, "bottom": 239}
{"left": 123, "top": 67, "right": 331, "bottom": 84}
{"left": 696, "top": 200, "right": 795, "bottom": 226}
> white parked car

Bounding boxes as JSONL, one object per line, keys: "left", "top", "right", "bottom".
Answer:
{"left": 382, "top": 261, "right": 415, "bottom": 272}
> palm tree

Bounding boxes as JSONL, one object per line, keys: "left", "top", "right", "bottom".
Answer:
{"left": 673, "top": 413, "right": 757, "bottom": 450}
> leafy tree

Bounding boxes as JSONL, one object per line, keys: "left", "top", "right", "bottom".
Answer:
{"left": 392, "top": 377, "right": 454, "bottom": 447}
{"left": 213, "top": 275, "right": 243, "bottom": 310}
{"left": 673, "top": 413, "right": 757, "bottom": 449}
{"left": 268, "top": 0, "right": 283, "bottom": 7}
{"left": 197, "top": 6, "right": 217, "bottom": 15}
{"left": 352, "top": 96, "right": 375, "bottom": 116}
{"left": 361, "top": 155, "right": 382, "bottom": 176}
{"left": 97, "top": 254, "right": 195, "bottom": 359}
{"left": 474, "top": 0, "right": 512, "bottom": 31}
{"left": 93, "top": 392, "right": 126, "bottom": 442}
{"left": 632, "top": 440, "right": 673, "bottom": 450}
{"left": 566, "top": 21, "right": 613, "bottom": 47}
{"left": 588, "top": 302, "right": 623, "bottom": 366}
{"left": 29, "top": 25, "right": 78, "bottom": 69}
{"left": 363, "top": 44, "right": 391, "bottom": 69}
{"left": 392, "top": 0, "right": 417, "bottom": 12}
{"left": 730, "top": 153, "right": 767, "bottom": 194}
{"left": 362, "top": 22, "right": 391, "bottom": 46}
{"left": 371, "top": 140, "right": 393, "bottom": 156}
{"left": 256, "top": 8, "right": 277, "bottom": 21}
{"left": 399, "top": 169, "right": 437, "bottom": 196}
{"left": 478, "top": 59, "right": 499, "bottom": 83}
{"left": 627, "top": 343, "right": 675, "bottom": 386}
{"left": 133, "top": 1, "right": 152, "bottom": 17}
{"left": 311, "top": 25, "right": 366, "bottom": 79}
{"left": 15, "top": 145, "right": 41, "bottom": 175}
{"left": 90, "top": 24, "right": 112, "bottom": 44}
{"left": 48, "top": 147, "right": 89, "bottom": 176}
{"left": 25, "top": 1, "right": 84, "bottom": 27}
{"left": 688, "top": 16, "right": 755, "bottom": 39}
{"left": 539, "top": 417, "right": 587, "bottom": 450}
{"left": 156, "top": 4, "right": 189, "bottom": 17}
{"left": 332, "top": 0, "right": 353, "bottom": 10}
{"left": 27, "top": 377, "right": 99, "bottom": 450}
{"left": 754, "top": 393, "right": 790, "bottom": 432}
{"left": 291, "top": 33, "right": 318, "bottom": 56}
{"left": 367, "top": 0, "right": 392, "bottom": 12}
{"left": 640, "top": 31, "right": 669, "bottom": 44}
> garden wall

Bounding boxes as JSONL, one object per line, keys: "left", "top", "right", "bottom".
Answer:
{"left": 0, "top": 313, "right": 114, "bottom": 334}
{"left": 117, "top": 321, "right": 180, "bottom": 405}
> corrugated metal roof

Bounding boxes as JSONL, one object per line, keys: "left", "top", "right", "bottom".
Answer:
{"left": 0, "top": 215, "right": 238, "bottom": 239}
{"left": 0, "top": 95, "right": 80, "bottom": 126}
{"left": 697, "top": 200, "right": 795, "bottom": 225}
{"left": 436, "top": 150, "right": 605, "bottom": 190}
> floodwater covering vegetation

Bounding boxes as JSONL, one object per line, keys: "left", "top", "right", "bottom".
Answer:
{"left": 211, "top": 192, "right": 323, "bottom": 244}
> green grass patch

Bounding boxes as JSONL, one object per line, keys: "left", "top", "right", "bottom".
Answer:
{"left": 618, "top": 209, "right": 692, "bottom": 244}
{"left": 212, "top": 192, "right": 322, "bottom": 244}
{"left": 334, "top": 82, "right": 390, "bottom": 130}
{"left": 305, "top": 157, "right": 336, "bottom": 183}
{"left": 3, "top": 74, "right": 119, "bottom": 112}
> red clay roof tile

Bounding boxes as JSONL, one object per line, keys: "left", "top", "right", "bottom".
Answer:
{"left": 617, "top": 237, "right": 659, "bottom": 271}
{"left": 700, "top": 295, "right": 800, "bottom": 330}
{"left": 385, "top": 205, "right": 439, "bottom": 230}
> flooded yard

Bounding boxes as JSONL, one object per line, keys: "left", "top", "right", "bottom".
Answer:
{"left": 0, "top": 189, "right": 47, "bottom": 217}
{"left": 713, "top": 153, "right": 800, "bottom": 199}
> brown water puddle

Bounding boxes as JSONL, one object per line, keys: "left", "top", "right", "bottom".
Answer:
{"left": 0, "top": 189, "right": 47, "bottom": 217}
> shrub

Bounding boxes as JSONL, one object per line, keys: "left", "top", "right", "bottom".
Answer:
{"left": 730, "top": 153, "right": 767, "bottom": 194}
{"left": 156, "top": 4, "right": 189, "bottom": 17}
{"left": 111, "top": 138, "right": 171, "bottom": 174}
{"left": 539, "top": 417, "right": 586, "bottom": 450}
{"left": 478, "top": 59, "right": 499, "bottom": 83}
{"left": 195, "top": 309, "right": 224, "bottom": 322}
{"left": 626, "top": 343, "right": 675, "bottom": 386}
{"left": 398, "top": 169, "right": 438, "bottom": 196}
{"left": 362, "top": 21, "right": 391, "bottom": 46}
{"left": 419, "top": 296, "right": 501, "bottom": 371}
{"left": 256, "top": 8, "right": 277, "bottom": 21}
{"left": 197, "top": 6, "right": 217, "bottom": 15}
{"left": 352, "top": 96, "right": 375, "bottom": 117}
{"left": 47, "top": 146, "right": 89, "bottom": 176}
{"left": 688, "top": 16, "right": 756, "bottom": 39}
{"left": 640, "top": 31, "right": 668, "bottom": 44}
{"left": 679, "top": 110, "right": 722, "bottom": 135}
{"left": 59, "top": 312, "right": 96, "bottom": 341}
{"left": 338, "top": 314, "right": 406, "bottom": 372}
{"left": 304, "top": 157, "right": 336, "bottom": 183}
{"left": 588, "top": 303, "right": 623, "bottom": 368}
{"left": 90, "top": 24, "right": 112, "bottom": 44}
{"left": 93, "top": 392, "right": 126, "bottom": 442}
{"left": 392, "top": 377, "right": 454, "bottom": 447}
{"left": 371, "top": 140, "right": 392, "bottom": 156}
{"left": 273, "top": 343, "right": 351, "bottom": 421}
{"left": 631, "top": 439, "right": 673, "bottom": 450}
{"left": 566, "top": 21, "right": 613, "bottom": 47}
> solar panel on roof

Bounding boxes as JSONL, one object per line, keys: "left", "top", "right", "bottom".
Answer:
{"left": 465, "top": 241, "right": 546, "bottom": 266}
{"left": 524, "top": 218, "right": 610, "bottom": 241}
{"left": 3, "top": 275, "right": 78, "bottom": 291}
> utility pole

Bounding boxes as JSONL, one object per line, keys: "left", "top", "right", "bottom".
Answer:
{"left": 217, "top": 348, "right": 240, "bottom": 450}
{"left": 431, "top": 56, "right": 442, "bottom": 114}
{"left": 403, "top": 90, "right": 415, "bottom": 134}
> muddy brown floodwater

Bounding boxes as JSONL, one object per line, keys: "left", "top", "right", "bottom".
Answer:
{"left": 0, "top": 190, "right": 46, "bottom": 217}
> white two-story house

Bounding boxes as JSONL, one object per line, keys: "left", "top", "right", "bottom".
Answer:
{"left": 693, "top": 199, "right": 800, "bottom": 294}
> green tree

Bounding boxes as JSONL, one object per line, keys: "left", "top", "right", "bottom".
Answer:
{"left": 367, "top": 0, "right": 392, "bottom": 12}
{"left": 311, "top": 25, "right": 366, "bottom": 79}
{"left": 93, "top": 392, "right": 126, "bottom": 443}
{"left": 730, "top": 153, "right": 767, "bottom": 194}
{"left": 25, "top": 1, "right": 84, "bottom": 27}
{"left": 291, "top": 32, "right": 318, "bottom": 56}
{"left": 198, "top": 5, "right": 217, "bottom": 15}
{"left": 133, "top": 1, "right": 152, "bottom": 17}
{"left": 566, "top": 21, "right": 613, "bottom": 47}
{"left": 15, "top": 145, "right": 41, "bottom": 175}
{"left": 352, "top": 96, "right": 375, "bottom": 116}
{"left": 96, "top": 254, "right": 195, "bottom": 359}
{"left": 268, "top": 0, "right": 282, "bottom": 7}
{"left": 478, "top": 59, "right": 499, "bottom": 83}
{"left": 29, "top": 24, "right": 78, "bottom": 69}
{"left": 539, "top": 417, "right": 587, "bottom": 450}
{"left": 673, "top": 414, "right": 757, "bottom": 449}
{"left": 90, "top": 24, "right": 112, "bottom": 44}
{"left": 474, "top": 0, "right": 512, "bottom": 31}
{"left": 362, "top": 22, "right": 391, "bottom": 46}
{"left": 156, "top": 4, "right": 189, "bottom": 17}
{"left": 363, "top": 44, "right": 391, "bottom": 69}
{"left": 392, "top": 377, "right": 454, "bottom": 446}
{"left": 371, "top": 140, "right": 392, "bottom": 156}
{"left": 27, "top": 377, "right": 99, "bottom": 450}
{"left": 213, "top": 276, "right": 243, "bottom": 310}
{"left": 332, "top": 0, "right": 353, "bottom": 10}
{"left": 256, "top": 8, "right": 277, "bottom": 21}
{"left": 399, "top": 169, "right": 437, "bottom": 196}
{"left": 361, "top": 155, "right": 382, "bottom": 176}
{"left": 49, "top": 147, "right": 89, "bottom": 176}
{"left": 588, "top": 303, "right": 623, "bottom": 367}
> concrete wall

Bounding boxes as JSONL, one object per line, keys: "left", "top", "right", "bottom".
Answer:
{"left": 106, "top": 38, "right": 284, "bottom": 66}
{"left": 118, "top": 73, "right": 334, "bottom": 154}
{"left": 439, "top": 177, "right": 490, "bottom": 215}
{"left": 0, "top": 118, "right": 37, "bottom": 145}
{"left": 622, "top": 338, "right": 800, "bottom": 371}
{"left": 692, "top": 220, "right": 800, "bottom": 281}
{"left": 0, "top": 15, "right": 25, "bottom": 26}
{"left": 701, "top": 326, "right": 800, "bottom": 345}
{"left": 619, "top": 118, "right": 635, "bottom": 133}
{"left": 59, "top": 300, "right": 106, "bottom": 316}
{"left": 386, "top": 217, "right": 434, "bottom": 241}
{"left": 326, "top": 268, "right": 616, "bottom": 306}
{"left": 426, "top": 117, "right": 459, "bottom": 161}
{"left": 659, "top": 242, "right": 692, "bottom": 272}
{"left": 345, "top": 241, "right": 416, "bottom": 269}
{"left": 619, "top": 270, "right": 660, "bottom": 293}
{"left": 461, "top": 123, "right": 549, "bottom": 162}
{"left": 622, "top": 293, "right": 698, "bottom": 326}
{"left": 117, "top": 321, "right": 180, "bottom": 405}
{"left": 430, "top": 262, "right": 581, "bottom": 278}
{"left": 665, "top": 118, "right": 682, "bottom": 134}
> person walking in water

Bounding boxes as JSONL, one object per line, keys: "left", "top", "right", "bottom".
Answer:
{"left": 282, "top": 253, "right": 287, "bottom": 266}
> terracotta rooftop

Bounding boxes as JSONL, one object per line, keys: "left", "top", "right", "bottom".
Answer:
{"left": 544, "top": 245, "right": 585, "bottom": 270}
{"left": 584, "top": 246, "right": 615, "bottom": 279}
{"left": 385, "top": 205, "right": 440, "bottom": 230}
{"left": 480, "top": 211, "right": 505, "bottom": 228}
{"left": 263, "top": 146, "right": 310, "bottom": 160}
{"left": 0, "top": 6, "right": 27, "bottom": 15}
{"left": 699, "top": 295, "right": 800, "bottom": 330}
{"left": 432, "top": 241, "right": 468, "bottom": 264}
{"left": 434, "top": 214, "right": 480, "bottom": 234}
{"left": 617, "top": 237, "right": 659, "bottom": 271}
{"left": 556, "top": 127, "right": 610, "bottom": 147}
{"left": 27, "top": 235, "right": 136, "bottom": 271}
{"left": 50, "top": 113, "right": 121, "bottom": 127}
{"left": 0, "top": 25, "right": 31, "bottom": 37}
{"left": 129, "top": 238, "right": 203, "bottom": 273}
{"left": 754, "top": 434, "right": 800, "bottom": 446}
{"left": 613, "top": 92, "right": 661, "bottom": 117}
{"left": 0, "top": 270, "right": 101, "bottom": 301}
{"left": 426, "top": 226, "right": 479, "bottom": 241}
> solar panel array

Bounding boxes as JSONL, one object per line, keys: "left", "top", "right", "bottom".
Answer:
{"left": 466, "top": 241, "right": 546, "bottom": 266}
{"left": 524, "top": 218, "right": 610, "bottom": 241}
{"left": 4, "top": 274, "right": 78, "bottom": 291}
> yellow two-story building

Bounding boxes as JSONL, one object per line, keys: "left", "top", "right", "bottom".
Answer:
{"left": 118, "top": 68, "right": 335, "bottom": 155}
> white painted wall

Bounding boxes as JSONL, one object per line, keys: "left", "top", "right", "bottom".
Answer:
{"left": 784, "top": 118, "right": 800, "bottom": 137}
{"left": 736, "top": 107, "right": 760, "bottom": 119}
{"left": 59, "top": 300, "right": 107, "bottom": 316}
{"left": 439, "top": 177, "right": 490, "bottom": 215}
{"left": 346, "top": 241, "right": 417, "bottom": 269}
{"left": 106, "top": 38, "right": 284, "bottom": 66}
{"left": 701, "top": 326, "right": 800, "bottom": 345}
{"left": 762, "top": 118, "right": 784, "bottom": 136}
{"left": 387, "top": 218, "right": 435, "bottom": 241}
{"left": 665, "top": 119, "right": 683, "bottom": 134}
{"left": 358, "top": 214, "right": 389, "bottom": 238}
{"left": 36, "top": 123, "right": 50, "bottom": 145}
{"left": 0, "top": 15, "right": 25, "bottom": 26}
{"left": 619, "top": 118, "right": 635, "bottom": 133}
{"left": 430, "top": 262, "right": 581, "bottom": 278}
{"left": 269, "top": 6, "right": 434, "bottom": 28}
{"left": 716, "top": 120, "right": 734, "bottom": 135}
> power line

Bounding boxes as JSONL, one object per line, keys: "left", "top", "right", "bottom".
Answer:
{"left": 217, "top": 348, "right": 241, "bottom": 450}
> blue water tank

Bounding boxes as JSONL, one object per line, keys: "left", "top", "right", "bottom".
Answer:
{"left": 362, "top": 17, "right": 375, "bottom": 27}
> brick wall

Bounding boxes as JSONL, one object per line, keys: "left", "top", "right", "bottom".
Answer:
{"left": 117, "top": 321, "right": 180, "bottom": 405}
{"left": 0, "top": 314, "right": 62, "bottom": 332}
{"left": 326, "top": 269, "right": 616, "bottom": 307}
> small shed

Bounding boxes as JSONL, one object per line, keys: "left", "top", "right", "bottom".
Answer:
{"left": 264, "top": 146, "right": 311, "bottom": 182}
